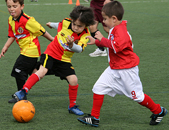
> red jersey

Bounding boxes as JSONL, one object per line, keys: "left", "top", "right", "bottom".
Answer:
{"left": 95, "top": 20, "right": 140, "bottom": 69}
{"left": 8, "top": 11, "right": 46, "bottom": 57}
{"left": 44, "top": 18, "right": 90, "bottom": 63}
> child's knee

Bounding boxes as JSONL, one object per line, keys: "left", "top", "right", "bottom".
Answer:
{"left": 69, "top": 80, "right": 78, "bottom": 86}
{"left": 67, "top": 75, "right": 78, "bottom": 86}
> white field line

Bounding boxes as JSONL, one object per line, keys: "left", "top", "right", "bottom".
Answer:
{"left": 0, "top": 0, "right": 168, "bottom": 6}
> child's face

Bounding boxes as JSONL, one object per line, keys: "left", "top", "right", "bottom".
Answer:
{"left": 71, "top": 19, "right": 86, "bottom": 34}
{"left": 6, "top": 0, "right": 24, "bottom": 20}
{"left": 102, "top": 11, "right": 116, "bottom": 29}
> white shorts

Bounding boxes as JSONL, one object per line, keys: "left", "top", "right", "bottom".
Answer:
{"left": 92, "top": 66, "right": 145, "bottom": 102}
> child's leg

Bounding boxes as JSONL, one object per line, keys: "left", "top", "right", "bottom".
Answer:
{"left": 23, "top": 65, "right": 47, "bottom": 92}
{"left": 139, "top": 94, "right": 168, "bottom": 125}
{"left": 67, "top": 75, "right": 84, "bottom": 115}
{"left": 66, "top": 75, "right": 79, "bottom": 108}
{"left": 23, "top": 73, "right": 40, "bottom": 92}
{"left": 91, "top": 93, "right": 104, "bottom": 119}
{"left": 77, "top": 93, "right": 104, "bottom": 127}
{"left": 139, "top": 94, "right": 161, "bottom": 114}
{"left": 68, "top": 84, "right": 78, "bottom": 108}
{"left": 15, "top": 78, "right": 25, "bottom": 91}
{"left": 8, "top": 78, "right": 26, "bottom": 103}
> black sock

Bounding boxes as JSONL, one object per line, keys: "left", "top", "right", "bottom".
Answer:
{"left": 15, "top": 78, "right": 25, "bottom": 91}
{"left": 91, "top": 30, "right": 98, "bottom": 39}
{"left": 98, "top": 47, "right": 104, "bottom": 51}
{"left": 91, "top": 30, "right": 105, "bottom": 51}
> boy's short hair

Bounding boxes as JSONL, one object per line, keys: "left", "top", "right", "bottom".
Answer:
{"left": 102, "top": 1, "right": 124, "bottom": 20}
{"left": 69, "top": 5, "right": 95, "bottom": 26}
{"left": 5, "top": 0, "right": 24, "bottom": 5}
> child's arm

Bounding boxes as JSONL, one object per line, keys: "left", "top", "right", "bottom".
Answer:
{"left": 0, "top": 37, "right": 15, "bottom": 58}
{"left": 94, "top": 31, "right": 104, "bottom": 41}
{"left": 86, "top": 31, "right": 103, "bottom": 45}
{"left": 66, "top": 35, "right": 82, "bottom": 53}
{"left": 46, "top": 22, "right": 59, "bottom": 29}
{"left": 86, "top": 36, "right": 96, "bottom": 45}
{"left": 43, "top": 31, "right": 54, "bottom": 41}
{"left": 88, "top": 31, "right": 111, "bottom": 48}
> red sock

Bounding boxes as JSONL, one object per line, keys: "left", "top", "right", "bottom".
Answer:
{"left": 139, "top": 94, "right": 161, "bottom": 114}
{"left": 23, "top": 73, "right": 40, "bottom": 93}
{"left": 68, "top": 84, "right": 78, "bottom": 108}
{"left": 91, "top": 93, "right": 104, "bottom": 119}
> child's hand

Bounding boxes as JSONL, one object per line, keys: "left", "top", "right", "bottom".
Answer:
{"left": 86, "top": 36, "right": 95, "bottom": 45}
{"left": 0, "top": 46, "right": 8, "bottom": 58}
{"left": 95, "top": 31, "right": 104, "bottom": 41}
{"left": 66, "top": 35, "right": 74, "bottom": 48}
{"left": 46, "top": 22, "right": 52, "bottom": 29}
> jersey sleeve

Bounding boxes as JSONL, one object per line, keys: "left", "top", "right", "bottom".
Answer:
{"left": 111, "top": 28, "right": 132, "bottom": 53}
{"left": 96, "top": 25, "right": 132, "bottom": 54}
{"left": 25, "top": 17, "right": 46, "bottom": 37}
{"left": 8, "top": 18, "right": 15, "bottom": 38}
{"left": 77, "top": 30, "right": 90, "bottom": 52}
{"left": 50, "top": 22, "right": 59, "bottom": 29}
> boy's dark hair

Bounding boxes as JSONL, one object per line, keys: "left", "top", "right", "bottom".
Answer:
{"left": 5, "top": 0, "right": 24, "bottom": 5}
{"left": 69, "top": 5, "right": 95, "bottom": 26}
{"left": 102, "top": 1, "right": 124, "bottom": 20}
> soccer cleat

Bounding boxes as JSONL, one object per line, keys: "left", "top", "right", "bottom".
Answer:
{"left": 77, "top": 114, "right": 100, "bottom": 127}
{"left": 8, "top": 98, "right": 17, "bottom": 103}
{"left": 12, "top": 89, "right": 27, "bottom": 102}
{"left": 149, "top": 107, "right": 168, "bottom": 125}
{"left": 68, "top": 105, "right": 84, "bottom": 115}
{"left": 8, "top": 95, "right": 27, "bottom": 103}
{"left": 89, "top": 48, "right": 107, "bottom": 57}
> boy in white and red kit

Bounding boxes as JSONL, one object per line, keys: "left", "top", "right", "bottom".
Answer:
{"left": 77, "top": 1, "right": 167, "bottom": 127}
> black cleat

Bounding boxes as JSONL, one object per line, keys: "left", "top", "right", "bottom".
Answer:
{"left": 150, "top": 107, "right": 168, "bottom": 125}
{"left": 8, "top": 98, "right": 17, "bottom": 103}
{"left": 8, "top": 95, "right": 27, "bottom": 103}
{"left": 77, "top": 114, "right": 100, "bottom": 127}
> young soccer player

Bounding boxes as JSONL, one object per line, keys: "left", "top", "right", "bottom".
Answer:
{"left": 77, "top": 1, "right": 167, "bottom": 127}
{"left": 88, "top": 0, "right": 108, "bottom": 57}
{"left": 88, "top": 0, "right": 113, "bottom": 57}
{"left": 0, "top": 0, "right": 54, "bottom": 103}
{"left": 12, "top": 5, "right": 95, "bottom": 115}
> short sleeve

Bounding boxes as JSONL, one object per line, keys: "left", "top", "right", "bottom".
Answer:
{"left": 8, "top": 19, "right": 15, "bottom": 37}
{"left": 25, "top": 17, "right": 46, "bottom": 36}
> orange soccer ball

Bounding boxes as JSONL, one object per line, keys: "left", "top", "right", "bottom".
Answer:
{"left": 12, "top": 100, "right": 35, "bottom": 123}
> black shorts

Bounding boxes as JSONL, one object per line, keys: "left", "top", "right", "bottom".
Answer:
{"left": 39, "top": 54, "right": 76, "bottom": 80}
{"left": 11, "top": 54, "right": 38, "bottom": 80}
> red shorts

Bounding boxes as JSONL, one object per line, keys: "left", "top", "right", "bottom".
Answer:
{"left": 90, "top": 0, "right": 106, "bottom": 27}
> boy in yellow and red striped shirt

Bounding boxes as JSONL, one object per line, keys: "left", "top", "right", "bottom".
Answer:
{"left": 12, "top": 5, "right": 95, "bottom": 116}
{"left": 0, "top": 0, "right": 54, "bottom": 103}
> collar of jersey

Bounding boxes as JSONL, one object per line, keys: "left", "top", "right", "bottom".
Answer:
{"left": 12, "top": 10, "right": 23, "bottom": 22}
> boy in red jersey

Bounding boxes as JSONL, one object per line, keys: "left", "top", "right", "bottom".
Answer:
{"left": 77, "top": 1, "right": 167, "bottom": 127}
{"left": 0, "top": 0, "right": 54, "bottom": 103}
{"left": 12, "top": 5, "right": 95, "bottom": 115}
